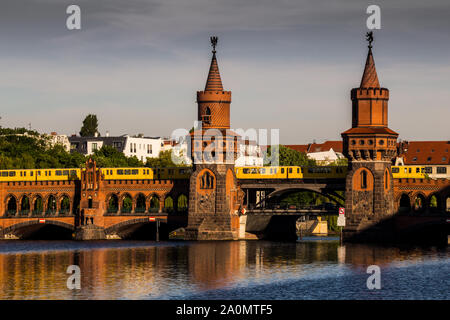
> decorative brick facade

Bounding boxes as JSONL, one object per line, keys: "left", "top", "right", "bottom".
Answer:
{"left": 185, "top": 37, "right": 243, "bottom": 240}
{"left": 342, "top": 35, "right": 399, "bottom": 240}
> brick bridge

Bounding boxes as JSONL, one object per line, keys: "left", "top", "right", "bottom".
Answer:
{"left": 0, "top": 159, "right": 189, "bottom": 240}
{"left": 0, "top": 36, "right": 449, "bottom": 243}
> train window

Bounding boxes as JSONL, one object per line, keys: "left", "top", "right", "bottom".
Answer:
{"left": 63, "top": 170, "right": 69, "bottom": 175}
{"left": 37, "top": 171, "right": 41, "bottom": 176}
{"left": 270, "top": 168, "right": 273, "bottom": 174}
{"left": 392, "top": 167, "right": 399, "bottom": 173}
{"left": 301, "top": 168, "right": 304, "bottom": 173}
{"left": 274, "top": 168, "right": 277, "bottom": 174}
{"left": 424, "top": 167, "right": 432, "bottom": 174}
{"left": 49, "top": 171, "right": 52, "bottom": 176}
{"left": 117, "top": 169, "right": 124, "bottom": 175}
{"left": 288, "top": 168, "right": 292, "bottom": 173}
{"left": 125, "top": 169, "right": 131, "bottom": 175}
{"left": 9, "top": 171, "right": 15, "bottom": 177}
{"left": 437, "top": 167, "right": 447, "bottom": 174}
{"left": 20, "top": 172, "right": 22, "bottom": 177}
{"left": 132, "top": 169, "right": 138, "bottom": 175}
{"left": 416, "top": 168, "right": 420, "bottom": 173}
{"left": 70, "top": 170, "right": 76, "bottom": 176}
{"left": 408, "top": 168, "right": 411, "bottom": 173}
{"left": 243, "top": 169, "right": 250, "bottom": 174}
{"left": 297, "top": 168, "right": 300, "bottom": 173}
{"left": 259, "top": 168, "right": 266, "bottom": 174}
{"left": 30, "top": 171, "right": 33, "bottom": 176}
{"left": 281, "top": 168, "right": 285, "bottom": 174}
{"left": 1, "top": 172, "right": 7, "bottom": 177}
{"left": 56, "top": 170, "right": 62, "bottom": 176}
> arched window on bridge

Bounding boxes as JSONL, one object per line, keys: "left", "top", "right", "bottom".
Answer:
{"left": 429, "top": 194, "right": 439, "bottom": 212}
{"left": 399, "top": 194, "right": 411, "bottom": 213}
{"left": 177, "top": 194, "right": 188, "bottom": 212}
{"left": 107, "top": 195, "right": 119, "bottom": 213}
{"left": 46, "top": 195, "right": 57, "bottom": 215}
{"left": 135, "top": 194, "right": 146, "bottom": 213}
{"left": 33, "top": 195, "right": 43, "bottom": 215}
{"left": 60, "top": 196, "right": 70, "bottom": 214}
{"left": 149, "top": 196, "right": 159, "bottom": 213}
{"left": 360, "top": 170, "right": 368, "bottom": 189}
{"left": 6, "top": 196, "right": 17, "bottom": 216}
{"left": 20, "top": 195, "right": 30, "bottom": 216}
{"left": 164, "top": 196, "right": 174, "bottom": 213}
{"left": 121, "top": 194, "right": 132, "bottom": 213}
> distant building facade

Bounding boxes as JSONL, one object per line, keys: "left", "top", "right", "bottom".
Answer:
{"left": 45, "top": 132, "right": 70, "bottom": 152}
{"left": 396, "top": 140, "right": 450, "bottom": 179}
{"left": 68, "top": 135, "right": 164, "bottom": 163}
{"left": 285, "top": 140, "right": 345, "bottom": 165}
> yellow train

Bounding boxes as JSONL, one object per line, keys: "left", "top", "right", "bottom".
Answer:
{"left": 0, "top": 168, "right": 80, "bottom": 182}
{"left": 391, "top": 166, "right": 427, "bottom": 179}
{"left": 234, "top": 166, "right": 348, "bottom": 179}
{"left": 0, "top": 166, "right": 428, "bottom": 182}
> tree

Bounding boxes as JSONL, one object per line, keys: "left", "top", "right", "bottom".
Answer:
{"left": 79, "top": 114, "right": 99, "bottom": 137}
{"left": 265, "top": 145, "right": 316, "bottom": 166}
{"left": 145, "top": 150, "right": 188, "bottom": 168}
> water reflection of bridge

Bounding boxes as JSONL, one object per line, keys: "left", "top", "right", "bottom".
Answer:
{"left": 0, "top": 241, "right": 445, "bottom": 299}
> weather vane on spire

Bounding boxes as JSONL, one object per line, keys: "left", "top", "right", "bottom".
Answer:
{"left": 366, "top": 31, "right": 374, "bottom": 49}
{"left": 210, "top": 36, "right": 218, "bottom": 53}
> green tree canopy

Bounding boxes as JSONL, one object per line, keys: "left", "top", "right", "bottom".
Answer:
{"left": 145, "top": 150, "right": 189, "bottom": 168}
{"left": 79, "top": 114, "right": 99, "bottom": 137}
{"left": 265, "top": 145, "right": 316, "bottom": 167}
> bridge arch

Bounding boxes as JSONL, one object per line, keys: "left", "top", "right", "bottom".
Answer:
{"left": 105, "top": 218, "right": 167, "bottom": 240}
{"left": 148, "top": 194, "right": 160, "bottom": 213}
{"left": 5, "top": 194, "right": 17, "bottom": 216}
{"left": 32, "top": 194, "right": 44, "bottom": 215}
{"left": 2, "top": 220, "right": 75, "bottom": 240}
{"left": 398, "top": 193, "right": 412, "bottom": 213}
{"left": 412, "top": 192, "right": 427, "bottom": 213}
{"left": 19, "top": 194, "right": 31, "bottom": 216}
{"left": 106, "top": 193, "right": 119, "bottom": 214}
{"left": 253, "top": 187, "right": 344, "bottom": 210}
{"left": 134, "top": 193, "right": 147, "bottom": 213}
{"left": 120, "top": 193, "right": 133, "bottom": 213}
{"left": 428, "top": 192, "right": 445, "bottom": 212}
{"left": 58, "top": 194, "right": 71, "bottom": 214}
{"left": 177, "top": 194, "right": 188, "bottom": 212}
{"left": 44, "top": 194, "right": 57, "bottom": 215}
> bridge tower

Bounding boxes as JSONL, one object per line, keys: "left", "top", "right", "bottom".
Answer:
{"left": 341, "top": 33, "right": 399, "bottom": 240}
{"left": 184, "top": 36, "right": 243, "bottom": 240}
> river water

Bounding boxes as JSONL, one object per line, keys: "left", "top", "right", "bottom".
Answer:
{"left": 0, "top": 238, "right": 448, "bottom": 300}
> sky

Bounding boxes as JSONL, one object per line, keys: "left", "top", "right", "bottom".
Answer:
{"left": 0, "top": 0, "right": 449, "bottom": 144}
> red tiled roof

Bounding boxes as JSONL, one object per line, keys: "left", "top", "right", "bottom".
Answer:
{"left": 308, "top": 141, "right": 343, "bottom": 153}
{"left": 284, "top": 144, "right": 309, "bottom": 153}
{"left": 285, "top": 141, "right": 343, "bottom": 154}
{"left": 401, "top": 141, "right": 450, "bottom": 165}
{"left": 341, "top": 127, "right": 398, "bottom": 135}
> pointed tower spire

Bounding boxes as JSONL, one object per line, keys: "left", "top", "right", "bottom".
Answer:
{"left": 205, "top": 36, "right": 224, "bottom": 91}
{"left": 360, "top": 31, "right": 380, "bottom": 88}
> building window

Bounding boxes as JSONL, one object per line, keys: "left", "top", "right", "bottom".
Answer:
{"left": 361, "top": 170, "right": 367, "bottom": 189}
{"left": 412, "top": 157, "right": 417, "bottom": 162}
{"left": 92, "top": 143, "right": 98, "bottom": 151}
{"left": 442, "top": 157, "right": 447, "bottom": 162}
{"left": 385, "top": 170, "right": 389, "bottom": 189}
{"left": 427, "top": 157, "right": 432, "bottom": 162}
{"left": 437, "top": 167, "right": 447, "bottom": 174}
{"left": 200, "top": 171, "right": 214, "bottom": 189}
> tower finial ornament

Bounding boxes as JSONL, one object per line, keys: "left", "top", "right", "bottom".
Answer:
{"left": 210, "top": 36, "right": 218, "bottom": 53}
{"left": 366, "top": 31, "right": 374, "bottom": 49}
